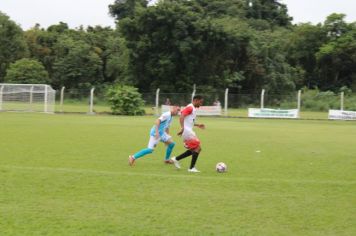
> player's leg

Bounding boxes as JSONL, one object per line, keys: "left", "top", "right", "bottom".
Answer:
{"left": 133, "top": 148, "right": 154, "bottom": 159}
{"left": 129, "top": 136, "right": 157, "bottom": 166}
{"left": 183, "top": 138, "right": 201, "bottom": 172}
{"left": 188, "top": 146, "right": 201, "bottom": 172}
{"left": 171, "top": 150, "right": 192, "bottom": 169}
{"left": 171, "top": 138, "right": 200, "bottom": 169}
{"left": 161, "top": 133, "right": 175, "bottom": 164}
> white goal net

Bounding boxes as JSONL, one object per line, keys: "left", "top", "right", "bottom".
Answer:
{"left": 0, "top": 84, "right": 56, "bottom": 113}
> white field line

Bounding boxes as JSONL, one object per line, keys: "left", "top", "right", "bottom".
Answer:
{"left": 1, "top": 165, "right": 356, "bottom": 186}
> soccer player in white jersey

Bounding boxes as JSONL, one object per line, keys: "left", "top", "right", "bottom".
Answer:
{"left": 171, "top": 95, "right": 205, "bottom": 173}
{"left": 128, "top": 106, "right": 180, "bottom": 166}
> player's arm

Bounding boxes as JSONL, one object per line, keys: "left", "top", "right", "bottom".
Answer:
{"left": 194, "top": 123, "right": 205, "bottom": 129}
{"left": 155, "top": 119, "right": 161, "bottom": 139}
{"left": 177, "top": 114, "right": 186, "bottom": 136}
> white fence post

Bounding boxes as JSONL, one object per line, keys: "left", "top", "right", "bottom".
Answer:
{"left": 297, "top": 90, "right": 301, "bottom": 118}
{"left": 224, "top": 88, "right": 229, "bottom": 116}
{"left": 60, "top": 87, "right": 65, "bottom": 112}
{"left": 29, "top": 86, "right": 34, "bottom": 111}
{"left": 191, "top": 84, "right": 196, "bottom": 102}
{"left": 88, "top": 87, "right": 95, "bottom": 115}
{"left": 340, "top": 92, "right": 344, "bottom": 111}
{"left": 0, "top": 85, "right": 4, "bottom": 111}
{"left": 155, "top": 88, "right": 160, "bottom": 116}
{"left": 44, "top": 85, "right": 48, "bottom": 113}
{"left": 260, "top": 89, "right": 265, "bottom": 109}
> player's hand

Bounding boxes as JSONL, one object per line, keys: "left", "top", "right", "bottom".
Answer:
{"left": 197, "top": 124, "right": 205, "bottom": 129}
{"left": 177, "top": 129, "right": 183, "bottom": 136}
{"left": 155, "top": 133, "right": 160, "bottom": 140}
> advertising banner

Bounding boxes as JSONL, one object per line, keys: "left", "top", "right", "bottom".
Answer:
{"left": 248, "top": 108, "right": 299, "bottom": 119}
{"left": 328, "top": 110, "right": 356, "bottom": 120}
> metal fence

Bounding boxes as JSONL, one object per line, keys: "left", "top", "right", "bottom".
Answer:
{"left": 52, "top": 87, "right": 356, "bottom": 120}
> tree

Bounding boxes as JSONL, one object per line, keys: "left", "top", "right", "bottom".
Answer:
{"left": 194, "top": 0, "right": 245, "bottom": 18}
{"left": 105, "top": 36, "right": 130, "bottom": 84}
{"left": 119, "top": 1, "right": 252, "bottom": 92}
{"left": 85, "top": 26, "right": 128, "bottom": 84}
{"left": 245, "top": 0, "right": 292, "bottom": 27}
{"left": 4, "top": 58, "right": 49, "bottom": 84}
{"left": 316, "top": 29, "right": 356, "bottom": 91}
{"left": 24, "top": 25, "right": 58, "bottom": 79}
{"left": 324, "top": 13, "right": 349, "bottom": 39}
{"left": 52, "top": 35, "right": 103, "bottom": 90}
{"left": 287, "top": 23, "right": 326, "bottom": 88}
{"left": 0, "top": 12, "right": 28, "bottom": 81}
{"left": 109, "top": 0, "right": 148, "bottom": 21}
{"left": 311, "top": 14, "right": 356, "bottom": 91}
{"left": 47, "top": 22, "right": 69, "bottom": 34}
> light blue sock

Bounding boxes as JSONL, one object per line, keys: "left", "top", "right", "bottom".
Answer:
{"left": 165, "top": 142, "right": 175, "bottom": 160}
{"left": 133, "top": 148, "right": 153, "bottom": 159}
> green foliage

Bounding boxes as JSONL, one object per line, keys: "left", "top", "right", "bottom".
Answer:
{"left": 85, "top": 26, "right": 127, "bottom": 84}
{"left": 302, "top": 91, "right": 339, "bottom": 111}
{"left": 194, "top": 0, "right": 246, "bottom": 18}
{"left": 1, "top": 2, "right": 355, "bottom": 95}
{"left": 287, "top": 23, "right": 326, "bottom": 88}
{"left": 24, "top": 23, "right": 129, "bottom": 90}
{"left": 324, "top": 13, "right": 349, "bottom": 39}
{"left": 52, "top": 35, "right": 103, "bottom": 90}
{"left": 109, "top": 0, "right": 148, "bottom": 20}
{"left": 105, "top": 36, "right": 130, "bottom": 84}
{"left": 0, "top": 11, "right": 28, "bottom": 80}
{"left": 24, "top": 26, "right": 57, "bottom": 76}
{"left": 106, "top": 84, "right": 145, "bottom": 115}
{"left": 119, "top": 1, "right": 256, "bottom": 92}
{"left": 245, "top": 0, "right": 293, "bottom": 27}
{"left": 316, "top": 28, "right": 356, "bottom": 91}
{"left": 4, "top": 58, "right": 49, "bottom": 84}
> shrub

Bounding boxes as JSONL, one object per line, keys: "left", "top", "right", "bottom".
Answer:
{"left": 301, "top": 88, "right": 342, "bottom": 111}
{"left": 4, "top": 58, "right": 49, "bottom": 84}
{"left": 106, "top": 84, "right": 145, "bottom": 115}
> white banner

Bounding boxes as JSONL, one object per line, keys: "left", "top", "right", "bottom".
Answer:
{"left": 161, "top": 105, "right": 222, "bottom": 116}
{"left": 248, "top": 108, "right": 299, "bottom": 119}
{"left": 328, "top": 110, "right": 356, "bottom": 120}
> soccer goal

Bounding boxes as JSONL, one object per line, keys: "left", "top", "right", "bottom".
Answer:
{"left": 0, "top": 84, "right": 56, "bottom": 113}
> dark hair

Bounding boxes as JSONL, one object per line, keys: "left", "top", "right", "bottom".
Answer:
{"left": 193, "top": 95, "right": 203, "bottom": 100}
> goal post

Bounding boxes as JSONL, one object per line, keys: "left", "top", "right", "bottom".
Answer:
{"left": 0, "top": 83, "right": 56, "bottom": 113}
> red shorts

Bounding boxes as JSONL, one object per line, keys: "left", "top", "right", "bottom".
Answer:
{"left": 184, "top": 138, "right": 201, "bottom": 150}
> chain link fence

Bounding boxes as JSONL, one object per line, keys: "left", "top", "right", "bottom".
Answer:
{"left": 54, "top": 87, "right": 356, "bottom": 119}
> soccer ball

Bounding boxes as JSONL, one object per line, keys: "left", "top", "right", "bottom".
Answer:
{"left": 216, "top": 162, "right": 227, "bottom": 173}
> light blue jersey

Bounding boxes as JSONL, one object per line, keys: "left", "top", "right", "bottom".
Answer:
{"left": 150, "top": 111, "right": 172, "bottom": 137}
{"left": 131, "top": 111, "right": 176, "bottom": 161}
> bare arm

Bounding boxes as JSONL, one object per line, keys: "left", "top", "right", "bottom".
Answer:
{"left": 155, "top": 119, "right": 161, "bottom": 139}
{"left": 177, "top": 114, "right": 185, "bottom": 136}
{"left": 194, "top": 123, "right": 205, "bottom": 129}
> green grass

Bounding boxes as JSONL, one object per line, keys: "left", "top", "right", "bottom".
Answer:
{"left": 0, "top": 113, "right": 355, "bottom": 235}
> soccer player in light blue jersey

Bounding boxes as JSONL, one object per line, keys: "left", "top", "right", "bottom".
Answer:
{"left": 129, "top": 106, "right": 180, "bottom": 166}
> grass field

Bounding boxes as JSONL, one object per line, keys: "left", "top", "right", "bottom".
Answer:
{"left": 0, "top": 112, "right": 355, "bottom": 235}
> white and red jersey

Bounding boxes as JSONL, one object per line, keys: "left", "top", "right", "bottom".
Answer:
{"left": 181, "top": 103, "right": 197, "bottom": 140}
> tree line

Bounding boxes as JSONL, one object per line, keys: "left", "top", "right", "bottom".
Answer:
{"left": 0, "top": 0, "right": 355, "bottom": 94}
